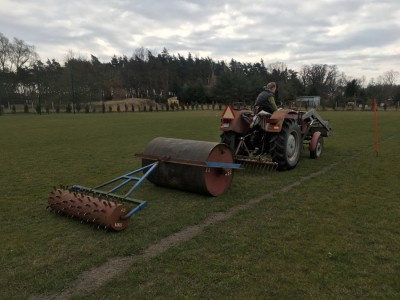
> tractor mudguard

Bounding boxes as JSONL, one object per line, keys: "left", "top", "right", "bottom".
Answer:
{"left": 265, "top": 109, "right": 299, "bottom": 133}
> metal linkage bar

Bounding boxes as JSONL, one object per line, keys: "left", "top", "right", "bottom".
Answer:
{"left": 205, "top": 161, "right": 242, "bottom": 169}
{"left": 136, "top": 153, "right": 241, "bottom": 169}
{"left": 93, "top": 162, "right": 159, "bottom": 198}
{"left": 70, "top": 162, "right": 159, "bottom": 219}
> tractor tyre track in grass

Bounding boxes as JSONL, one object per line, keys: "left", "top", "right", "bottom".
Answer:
{"left": 31, "top": 157, "right": 347, "bottom": 299}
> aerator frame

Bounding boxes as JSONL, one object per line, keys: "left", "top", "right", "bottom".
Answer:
{"left": 48, "top": 162, "right": 159, "bottom": 231}
{"left": 71, "top": 162, "right": 160, "bottom": 219}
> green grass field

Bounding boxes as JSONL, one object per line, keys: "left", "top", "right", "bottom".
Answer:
{"left": 1, "top": 110, "right": 399, "bottom": 299}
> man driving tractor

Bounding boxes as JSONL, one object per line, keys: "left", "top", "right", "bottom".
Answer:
{"left": 254, "top": 82, "right": 278, "bottom": 114}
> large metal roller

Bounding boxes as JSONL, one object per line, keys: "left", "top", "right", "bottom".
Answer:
{"left": 141, "top": 137, "right": 235, "bottom": 196}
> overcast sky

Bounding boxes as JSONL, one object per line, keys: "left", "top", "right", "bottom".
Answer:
{"left": 1, "top": 0, "right": 399, "bottom": 82}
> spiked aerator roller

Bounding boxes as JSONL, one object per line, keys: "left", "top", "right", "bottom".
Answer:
{"left": 48, "top": 188, "right": 131, "bottom": 230}
{"left": 47, "top": 163, "right": 157, "bottom": 231}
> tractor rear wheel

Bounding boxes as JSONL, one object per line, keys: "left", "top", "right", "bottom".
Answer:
{"left": 270, "top": 119, "right": 302, "bottom": 170}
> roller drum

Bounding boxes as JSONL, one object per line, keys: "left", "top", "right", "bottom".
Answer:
{"left": 142, "top": 137, "right": 235, "bottom": 196}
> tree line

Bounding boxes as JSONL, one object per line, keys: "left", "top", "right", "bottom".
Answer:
{"left": 1, "top": 32, "right": 399, "bottom": 114}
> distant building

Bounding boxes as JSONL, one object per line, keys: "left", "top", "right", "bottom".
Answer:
{"left": 296, "top": 96, "right": 321, "bottom": 107}
{"left": 167, "top": 96, "right": 179, "bottom": 106}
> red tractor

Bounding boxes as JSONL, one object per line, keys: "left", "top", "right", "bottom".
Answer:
{"left": 220, "top": 103, "right": 333, "bottom": 171}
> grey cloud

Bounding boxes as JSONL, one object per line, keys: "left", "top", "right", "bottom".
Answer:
{"left": 0, "top": 0, "right": 399, "bottom": 80}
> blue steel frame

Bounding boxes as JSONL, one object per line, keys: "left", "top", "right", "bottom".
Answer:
{"left": 70, "top": 162, "right": 159, "bottom": 219}
{"left": 68, "top": 159, "right": 240, "bottom": 220}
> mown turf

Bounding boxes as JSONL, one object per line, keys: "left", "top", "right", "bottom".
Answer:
{"left": 1, "top": 110, "right": 399, "bottom": 299}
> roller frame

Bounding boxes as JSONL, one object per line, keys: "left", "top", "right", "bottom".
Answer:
{"left": 135, "top": 152, "right": 242, "bottom": 169}
{"left": 66, "top": 156, "right": 240, "bottom": 219}
{"left": 70, "top": 162, "right": 159, "bottom": 219}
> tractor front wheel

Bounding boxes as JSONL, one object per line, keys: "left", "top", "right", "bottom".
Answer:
{"left": 310, "top": 134, "right": 324, "bottom": 159}
{"left": 270, "top": 119, "right": 302, "bottom": 171}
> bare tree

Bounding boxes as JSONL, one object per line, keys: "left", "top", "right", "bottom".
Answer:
{"left": 133, "top": 47, "right": 150, "bottom": 61}
{"left": 9, "top": 38, "right": 38, "bottom": 71}
{"left": 268, "top": 62, "right": 287, "bottom": 73}
{"left": 300, "top": 64, "right": 340, "bottom": 107}
{"left": 324, "top": 65, "right": 339, "bottom": 92}
{"left": 381, "top": 69, "right": 399, "bottom": 86}
{"left": 0, "top": 32, "right": 12, "bottom": 71}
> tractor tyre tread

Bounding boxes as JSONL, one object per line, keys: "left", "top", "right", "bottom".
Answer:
{"left": 270, "top": 119, "right": 302, "bottom": 171}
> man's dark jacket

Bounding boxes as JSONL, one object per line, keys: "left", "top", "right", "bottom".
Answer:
{"left": 254, "top": 90, "right": 277, "bottom": 114}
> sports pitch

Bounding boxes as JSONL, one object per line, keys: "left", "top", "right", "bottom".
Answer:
{"left": 1, "top": 110, "right": 399, "bottom": 299}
